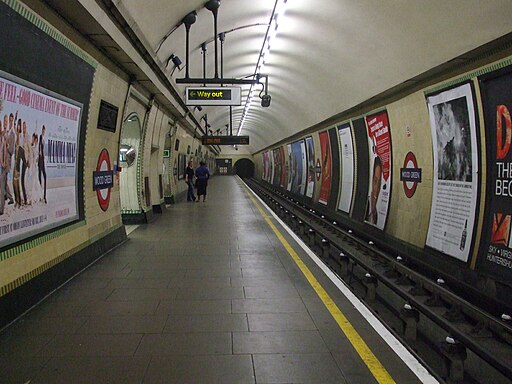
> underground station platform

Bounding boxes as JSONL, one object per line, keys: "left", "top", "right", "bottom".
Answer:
{"left": 0, "top": 177, "right": 437, "bottom": 384}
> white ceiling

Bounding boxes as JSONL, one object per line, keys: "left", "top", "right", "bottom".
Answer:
{"left": 104, "top": 1, "right": 512, "bottom": 153}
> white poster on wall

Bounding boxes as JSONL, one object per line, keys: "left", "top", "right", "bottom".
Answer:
{"left": 337, "top": 123, "right": 355, "bottom": 213}
{"left": 0, "top": 71, "right": 81, "bottom": 248}
{"left": 426, "top": 83, "right": 478, "bottom": 262}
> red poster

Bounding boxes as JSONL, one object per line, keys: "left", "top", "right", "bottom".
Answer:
{"left": 319, "top": 131, "right": 332, "bottom": 205}
{"left": 365, "top": 111, "right": 392, "bottom": 230}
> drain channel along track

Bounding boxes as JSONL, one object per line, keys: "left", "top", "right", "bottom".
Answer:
{"left": 245, "top": 178, "right": 512, "bottom": 384}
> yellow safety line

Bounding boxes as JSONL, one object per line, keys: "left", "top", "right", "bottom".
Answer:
{"left": 242, "top": 183, "right": 396, "bottom": 384}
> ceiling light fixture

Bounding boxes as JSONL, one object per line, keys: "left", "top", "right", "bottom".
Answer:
{"left": 237, "top": 0, "right": 288, "bottom": 136}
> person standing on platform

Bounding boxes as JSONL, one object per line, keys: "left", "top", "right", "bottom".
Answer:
{"left": 194, "top": 161, "right": 210, "bottom": 202}
{"left": 185, "top": 160, "right": 196, "bottom": 202}
{"left": 38, "top": 125, "right": 47, "bottom": 204}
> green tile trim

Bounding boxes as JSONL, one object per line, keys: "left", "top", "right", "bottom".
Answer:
{"left": 0, "top": 223, "right": 124, "bottom": 297}
{"left": 425, "top": 56, "right": 512, "bottom": 95}
{"left": 2, "top": 0, "right": 97, "bottom": 69}
{"left": 0, "top": 221, "right": 86, "bottom": 262}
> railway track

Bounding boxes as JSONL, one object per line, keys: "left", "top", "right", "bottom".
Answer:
{"left": 245, "top": 178, "right": 512, "bottom": 384}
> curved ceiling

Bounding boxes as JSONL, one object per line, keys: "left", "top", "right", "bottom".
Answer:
{"left": 71, "top": 1, "right": 512, "bottom": 153}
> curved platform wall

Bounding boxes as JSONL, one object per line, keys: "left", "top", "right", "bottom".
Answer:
{"left": 0, "top": 0, "right": 215, "bottom": 327}
{"left": 256, "top": 51, "right": 512, "bottom": 309}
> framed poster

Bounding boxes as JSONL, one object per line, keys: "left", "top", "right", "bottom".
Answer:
{"left": 272, "top": 148, "right": 282, "bottom": 186}
{"left": 286, "top": 144, "right": 293, "bottom": 191}
{"left": 337, "top": 123, "right": 355, "bottom": 213}
{"left": 365, "top": 111, "right": 392, "bottom": 230}
{"left": 0, "top": 70, "right": 81, "bottom": 248}
{"left": 478, "top": 67, "right": 512, "bottom": 279}
{"left": 178, "top": 153, "right": 186, "bottom": 180}
{"left": 426, "top": 83, "right": 479, "bottom": 262}
{"left": 305, "top": 136, "right": 315, "bottom": 198}
{"left": 290, "top": 140, "right": 307, "bottom": 195}
{"left": 318, "top": 131, "right": 332, "bottom": 205}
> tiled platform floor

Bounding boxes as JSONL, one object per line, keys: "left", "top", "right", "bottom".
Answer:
{"left": 0, "top": 177, "right": 425, "bottom": 383}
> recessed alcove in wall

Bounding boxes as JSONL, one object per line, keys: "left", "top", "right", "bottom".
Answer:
{"left": 119, "top": 112, "right": 142, "bottom": 220}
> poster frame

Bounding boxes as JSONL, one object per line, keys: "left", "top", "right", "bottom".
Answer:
{"left": 337, "top": 122, "right": 355, "bottom": 214}
{"left": 477, "top": 65, "right": 512, "bottom": 279}
{"left": 364, "top": 110, "right": 393, "bottom": 231}
{"left": 0, "top": 69, "right": 83, "bottom": 250}
{"left": 424, "top": 80, "right": 482, "bottom": 263}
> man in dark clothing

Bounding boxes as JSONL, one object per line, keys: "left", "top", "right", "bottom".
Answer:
{"left": 195, "top": 161, "right": 210, "bottom": 202}
{"left": 185, "top": 160, "right": 196, "bottom": 202}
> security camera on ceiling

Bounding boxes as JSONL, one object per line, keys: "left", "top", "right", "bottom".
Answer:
{"left": 261, "top": 94, "right": 271, "bottom": 107}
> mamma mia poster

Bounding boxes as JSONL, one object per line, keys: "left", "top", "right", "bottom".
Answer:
{"left": 0, "top": 70, "right": 81, "bottom": 248}
{"left": 426, "top": 83, "right": 478, "bottom": 262}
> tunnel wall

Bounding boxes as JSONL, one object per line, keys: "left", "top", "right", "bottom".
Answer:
{"left": 256, "top": 52, "right": 512, "bottom": 308}
{"left": 0, "top": 0, "right": 214, "bottom": 327}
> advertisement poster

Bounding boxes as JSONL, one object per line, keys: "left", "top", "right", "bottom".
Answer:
{"left": 426, "top": 83, "right": 478, "bottom": 262}
{"left": 272, "top": 148, "right": 281, "bottom": 186}
{"left": 269, "top": 150, "right": 275, "bottom": 184}
{"left": 478, "top": 68, "right": 512, "bottom": 279}
{"left": 305, "top": 136, "right": 315, "bottom": 198}
{"left": 279, "top": 146, "right": 286, "bottom": 188}
{"left": 0, "top": 71, "right": 81, "bottom": 248}
{"left": 262, "top": 151, "right": 269, "bottom": 182}
{"left": 286, "top": 144, "right": 292, "bottom": 191}
{"left": 338, "top": 123, "right": 355, "bottom": 213}
{"left": 178, "top": 154, "right": 186, "bottom": 180}
{"left": 319, "top": 131, "right": 332, "bottom": 205}
{"left": 290, "top": 140, "right": 306, "bottom": 195}
{"left": 365, "top": 111, "right": 392, "bottom": 230}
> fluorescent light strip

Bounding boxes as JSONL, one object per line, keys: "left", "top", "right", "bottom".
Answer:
{"left": 237, "top": 0, "right": 287, "bottom": 136}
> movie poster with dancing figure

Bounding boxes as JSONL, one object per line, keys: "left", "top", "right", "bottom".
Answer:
{"left": 364, "top": 111, "right": 392, "bottom": 230}
{"left": 426, "top": 82, "right": 479, "bottom": 262}
{"left": 0, "top": 70, "right": 81, "bottom": 248}
{"left": 478, "top": 66, "right": 512, "bottom": 280}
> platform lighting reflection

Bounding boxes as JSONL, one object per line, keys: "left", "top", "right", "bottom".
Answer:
{"left": 237, "top": 0, "right": 288, "bottom": 136}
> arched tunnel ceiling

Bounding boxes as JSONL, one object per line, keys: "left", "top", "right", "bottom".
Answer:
{"left": 115, "top": 0, "right": 512, "bottom": 154}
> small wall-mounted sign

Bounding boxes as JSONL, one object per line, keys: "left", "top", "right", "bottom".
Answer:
{"left": 201, "top": 135, "right": 249, "bottom": 145}
{"left": 93, "top": 148, "right": 114, "bottom": 211}
{"left": 186, "top": 86, "right": 241, "bottom": 106}
{"left": 97, "top": 100, "right": 118, "bottom": 133}
{"left": 163, "top": 149, "right": 170, "bottom": 158}
{"left": 400, "top": 151, "right": 422, "bottom": 198}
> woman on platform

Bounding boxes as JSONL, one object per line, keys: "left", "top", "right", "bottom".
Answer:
{"left": 194, "top": 161, "right": 210, "bottom": 202}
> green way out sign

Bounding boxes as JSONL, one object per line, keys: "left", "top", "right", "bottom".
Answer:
{"left": 186, "top": 86, "right": 241, "bottom": 106}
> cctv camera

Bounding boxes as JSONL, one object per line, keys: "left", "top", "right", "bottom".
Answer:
{"left": 261, "top": 94, "right": 271, "bottom": 107}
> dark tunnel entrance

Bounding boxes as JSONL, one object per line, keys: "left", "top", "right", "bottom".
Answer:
{"left": 234, "top": 158, "right": 255, "bottom": 178}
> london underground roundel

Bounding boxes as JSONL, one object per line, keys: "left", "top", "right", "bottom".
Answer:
{"left": 93, "top": 148, "right": 114, "bottom": 211}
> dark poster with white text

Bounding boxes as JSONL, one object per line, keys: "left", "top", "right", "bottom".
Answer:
{"left": 479, "top": 68, "right": 512, "bottom": 281}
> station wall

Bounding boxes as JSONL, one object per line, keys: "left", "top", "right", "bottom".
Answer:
{"left": 256, "top": 53, "right": 512, "bottom": 306}
{"left": 0, "top": 0, "right": 214, "bottom": 327}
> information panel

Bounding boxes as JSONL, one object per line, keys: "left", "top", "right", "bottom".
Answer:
{"left": 201, "top": 136, "right": 249, "bottom": 146}
{"left": 186, "top": 87, "right": 241, "bottom": 106}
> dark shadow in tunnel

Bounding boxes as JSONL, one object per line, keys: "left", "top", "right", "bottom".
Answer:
{"left": 234, "top": 158, "right": 255, "bottom": 178}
